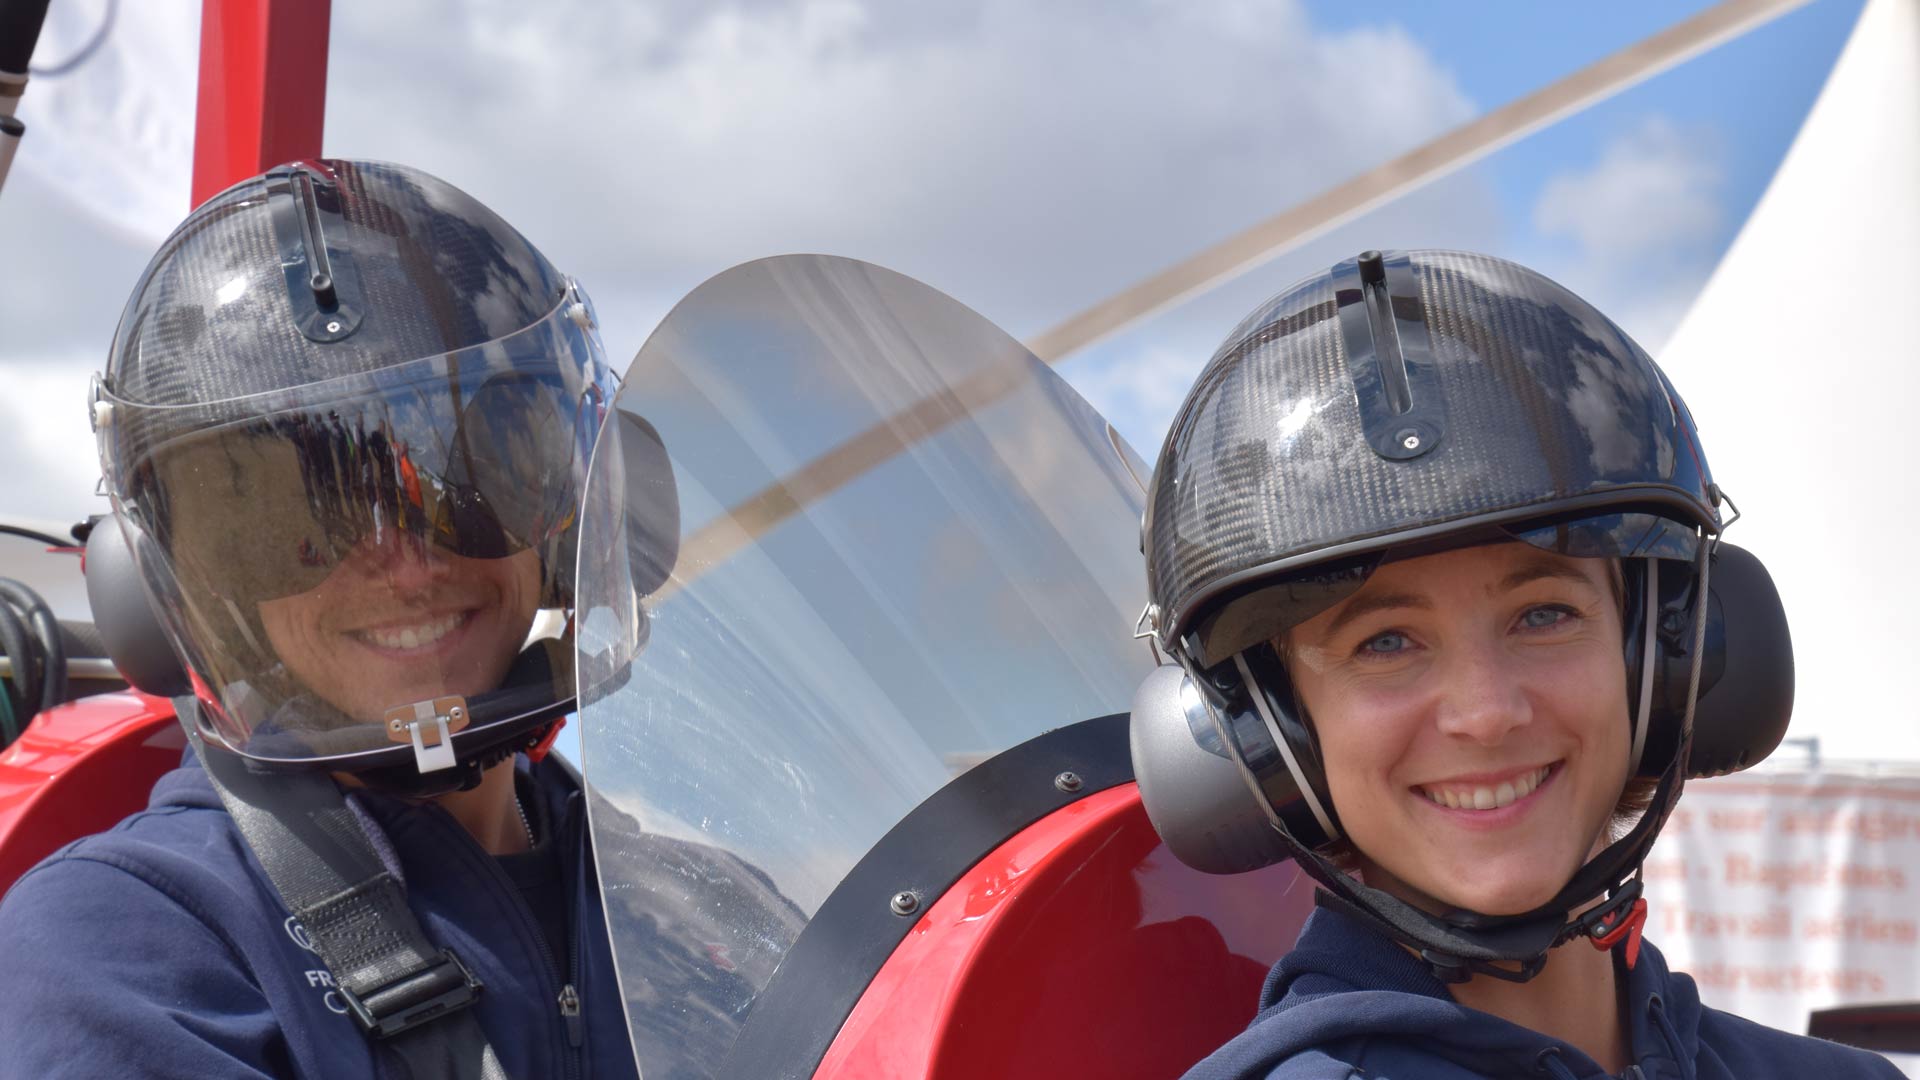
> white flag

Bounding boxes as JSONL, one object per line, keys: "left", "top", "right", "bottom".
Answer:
{"left": 15, "top": 0, "right": 201, "bottom": 244}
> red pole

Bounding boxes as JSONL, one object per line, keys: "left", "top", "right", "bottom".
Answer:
{"left": 190, "top": 0, "right": 331, "bottom": 209}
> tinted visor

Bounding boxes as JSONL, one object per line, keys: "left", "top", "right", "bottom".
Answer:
{"left": 100, "top": 295, "right": 615, "bottom": 764}
{"left": 115, "top": 308, "right": 605, "bottom": 605}
{"left": 1191, "top": 508, "right": 1704, "bottom": 665}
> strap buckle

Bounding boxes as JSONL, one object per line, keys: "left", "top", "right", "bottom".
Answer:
{"left": 385, "top": 696, "right": 470, "bottom": 773}
{"left": 1580, "top": 879, "right": 1650, "bottom": 969}
{"left": 338, "top": 949, "right": 485, "bottom": 1040}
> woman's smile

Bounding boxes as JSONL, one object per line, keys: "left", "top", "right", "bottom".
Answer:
{"left": 1409, "top": 760, "right": 1567, "bottom": 838}
{"left": 348, "top": 608, "right": 477, "bottom": 656}
{"left": 260, "top": 543, "right": 542, "bottom": 724}
{"left": 1414, "top": 761, "right": 1556, "bottom": 812}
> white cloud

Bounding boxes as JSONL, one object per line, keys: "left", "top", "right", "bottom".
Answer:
{"left": 0, "top": 165, "right": 155, "bottom": 533}
{"left": 324, "top": 0, "right": 1485, "bottom": 356}
{"left": 4, "top": 0, "right": 1498, "bottom": 569}
{"left": 0, "top": 2, "right": 196, "bottom": 544}
{"left": 0, "top": 352, "right": 144, "bottom": 622}
{"left": 1529, "top": 115, "right": 1727, "bottom": 351}
{"left": 0, "top": 354, "right": 106, "bottom": 536}
{"left": 1068, "top": 344, "right": 1206, "bottom": 461}
{"left": 1534, "top": 115, "right": 1722, "bottom": 268}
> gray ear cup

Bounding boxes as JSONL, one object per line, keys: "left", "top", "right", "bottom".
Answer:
{"left": 1626, "top": 541, "right": 1791, "bottom": 780}
{"left": 1688, "top": 541, "right": 1792, "bottom": 776}
{"left": 615, "top": 409, "right": 679, "bottom": 595}
{"left": 1130, "top": 664, "right": 1291, "bottom": 874}
{"left": 84, "top": 517, "right": 190, "bottom": 698}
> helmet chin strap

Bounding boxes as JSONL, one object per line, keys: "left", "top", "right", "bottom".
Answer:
{"left": 1273, "top": 755, "right": 1682, "bottom": 984}
{"left": 234, "top": 642, "right": 571, "bottom": 796}
{"left": 1274, "top": 541, "right": 1712, "bottom": 985}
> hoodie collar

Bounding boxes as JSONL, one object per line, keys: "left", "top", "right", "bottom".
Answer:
{"left": 1251, "top": 892, "right": 1702, "bottom": 1078}
{"left": 1259, "top": 894, "right": 1456, "bottom": 1012}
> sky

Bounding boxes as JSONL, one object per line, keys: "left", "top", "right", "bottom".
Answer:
{"left": 0, "top": 2, "right": 1869, "bottom": 639}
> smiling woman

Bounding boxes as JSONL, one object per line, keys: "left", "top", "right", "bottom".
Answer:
{"left": 93, "top": 159, "right": 615, "bottom": 776}
{"left": 1131, "top": 248, "right": 1901, "bottom": 1079}
{"left": 1286, "top": 544, "right": 1632, "bottom": 921}
{"left": 0, "top": 159, "right": 649, "bottom": 1080}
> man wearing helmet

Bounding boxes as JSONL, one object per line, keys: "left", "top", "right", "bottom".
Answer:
{"left": 1135, "top": 251, "right": 1901, "bottom": 1077}
{"left": 0, "top": 161, "right": 658, "bottom": 1077}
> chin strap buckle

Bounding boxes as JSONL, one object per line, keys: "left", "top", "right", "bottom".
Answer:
{"left": 1587, "top": 894, "right": 1649, "bottom": 970}
{"left": 1420, "top": 949, "right": 1473, "bottom": 985}
{"left": 527, "top": 716, "right": 566, "bottom": 764}
{"left": 385, "top": 696, "right": 470, "bottom": 774}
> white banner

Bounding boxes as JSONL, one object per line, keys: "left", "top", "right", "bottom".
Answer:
{"left": 1643, "top": 768, "right": 1920, "bottom": 1055}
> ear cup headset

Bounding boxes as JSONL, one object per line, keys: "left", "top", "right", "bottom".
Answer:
{"left": 88, "top": 160, "right": 678, "bottom": 794}
{"left": 1130, "top": 250, "right": 1794, "bottom": 982}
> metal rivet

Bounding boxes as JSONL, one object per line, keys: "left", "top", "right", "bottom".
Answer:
{"left": 1397, "top": 429, "right": 1421, "bottom": 451}
{"left": 1054, "top": 771, "right": 1084, "bottom": 793}
{"left": 889, "top": 891, "right": 920, "bottom": 916}
{"left": 448, "top": 706, "right": 464, "bottom": 722}
{"left": 326, "top": 320, "right": 342, "bottom": 333}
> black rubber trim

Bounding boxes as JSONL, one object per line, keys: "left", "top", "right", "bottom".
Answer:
{"left": 1807, "top": 1002, "right": 1920, "bottom": 1053}
{"left": 717, "top": 712, "right": 1134, "bottom": 1080}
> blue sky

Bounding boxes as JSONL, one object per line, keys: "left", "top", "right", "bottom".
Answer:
{"left": 0, "top": 0, "right": 1871, "bottom": 616}
{"left": 1307, "top": 0, "right": 1859, "bottom": 230}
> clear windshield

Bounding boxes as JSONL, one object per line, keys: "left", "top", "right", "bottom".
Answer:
{"left": 575, "top": 256, "right": 1154, "bottom": 1076}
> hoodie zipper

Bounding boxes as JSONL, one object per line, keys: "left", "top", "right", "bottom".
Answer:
{"left": 423, "top": 787, "right": 584, "bottom": 1080}
{"left": 559, "top": 804, "right": 586, "bottom": 1054}
{"left": 558, "top": 983, "right": 583, "bottom": 1047}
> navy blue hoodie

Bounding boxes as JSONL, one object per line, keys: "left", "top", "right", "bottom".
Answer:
{"left": 0, "top": 750, "right": 642, "bottom": 1079}
{"left": 1185, "top": 897, "right": 1905, "bottom": 1080}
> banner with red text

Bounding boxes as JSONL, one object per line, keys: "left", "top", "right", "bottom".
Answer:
{"left": 1643, "top": 769, "right": 1920, "bottom": 1047}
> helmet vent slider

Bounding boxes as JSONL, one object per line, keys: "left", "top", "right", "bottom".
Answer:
{"left": 292, "top": 170, "right": 339, "bottom": 310}
{"left": 1358, "top": 250, "right": 1412, "bottom": 416}
{"left": 1358, "top": 249, "right": 1387, "bottom": 286}
{"left": 266, "top": 163, "right": 365, "bottom": 343}
{"left": 1333, "top": 249, "right": 1446, "bottom": 462}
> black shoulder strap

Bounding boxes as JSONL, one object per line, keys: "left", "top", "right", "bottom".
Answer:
{"left": 178, "top": 698, "right": 511, "bottom": 1080}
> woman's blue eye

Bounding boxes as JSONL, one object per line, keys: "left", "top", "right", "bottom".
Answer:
{"left": 1521, "top": 606, "right": 1571, "bottom": 629}
{"left": 1360, "top": 631, "right": 1408, "bottom": 655}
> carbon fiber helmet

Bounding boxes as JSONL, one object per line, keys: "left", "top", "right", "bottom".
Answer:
{"left": 91, "top": 160, "right": 620, "bottom": 791}
{"left": 1132, "top": 250, "right": 1792, "bottom": 982}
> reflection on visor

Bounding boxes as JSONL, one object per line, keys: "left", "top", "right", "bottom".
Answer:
{"left": 1506, "top": 511, "right": 1700, "bottom": 562}
{"left": 1192, "top": 556, "right": 1377, "bottom": 666}
{"left": 1195, "top": 509, "right": 1704, "bottom": 664}
{"left": 135, "top": 360, "right": 604, "bottom": 604}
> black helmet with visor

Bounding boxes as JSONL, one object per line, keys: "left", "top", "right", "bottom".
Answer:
{"left": 92, "top": 160, "right": 615, "bottom": 789}
{"left": 1134, "top": 249, "right": 1791, "bottom": 982}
